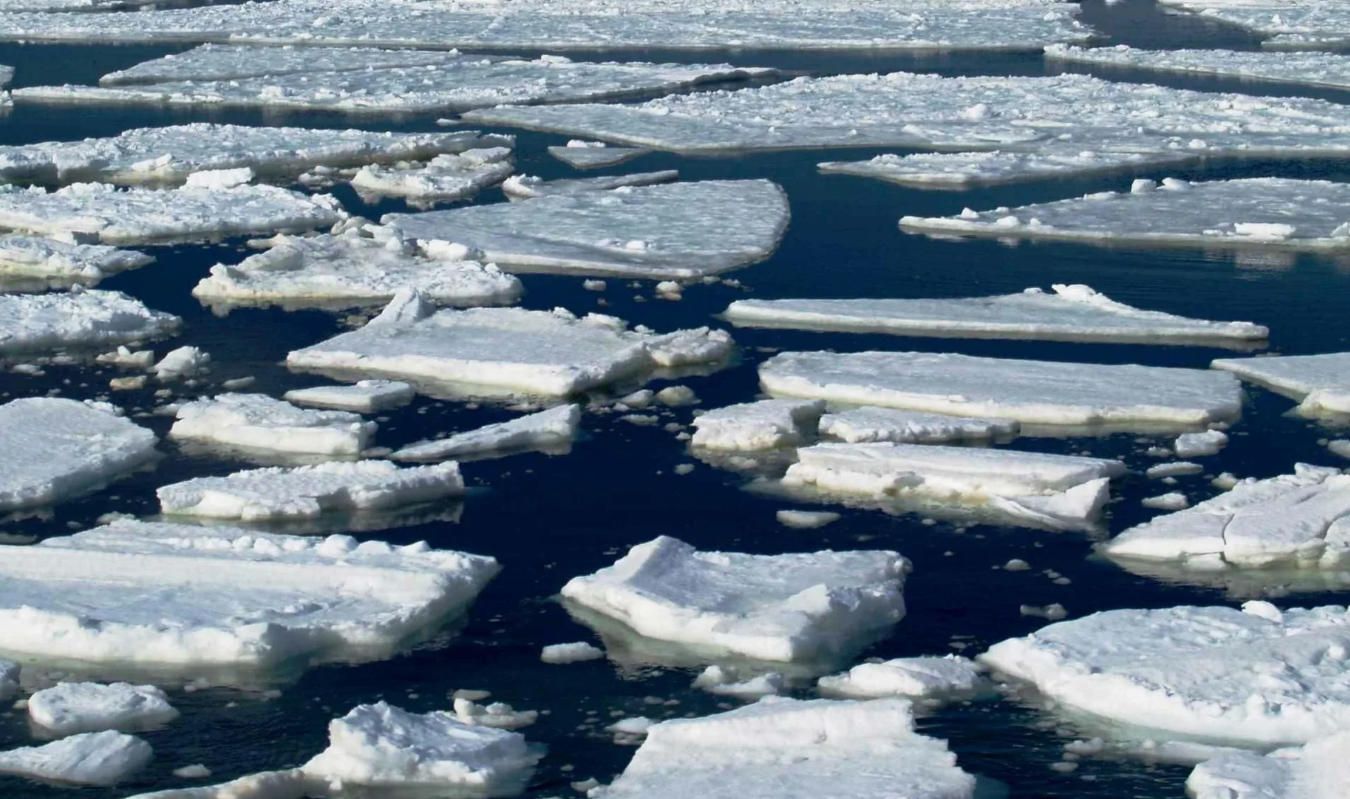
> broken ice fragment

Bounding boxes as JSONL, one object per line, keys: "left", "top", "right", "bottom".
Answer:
{"left": 819, "top": 407, "right": 1019, "bottom": 445}
{"left": 819, "top": 148, "right": 1197, "bottom": 189}
{"left": 283, "top": 381, "right": 414, "bottom": 414}
{"left": 818, "top": 655, "right": 982, "bottom": 699}
{"left": 1047, "top": 43, "right": 1350, "bottom": 92}
{"left": 0, "top": 289, "right": 178, "bottom": 355}
{"left": 29, "top": 682, "right": 179, "bottom": 737}
{"left": 690, "top": 399, "right": 824, "bottom": 451}
{"left": 349, "top": 148, "right": 514, "bottom": 204}
{"left": 549, "top": 143, "right": 651, "bottom": 170}
{"left": 501, "top": 170, "right": 679, "bottom": 201}
{"left": 1187, "top": 730, "right": 1350, "bottom": 799}
{"left": 0, "top": 730, "right": 151, "bottom": 786}
{"left": 392, "top": 405, "right": 581, "bottom": 462}
{"left": 169, "top": 394, "right": 377, "bottom": 459}
{"left": 1213, "top": 351, "right": 1350, "bottom": 415}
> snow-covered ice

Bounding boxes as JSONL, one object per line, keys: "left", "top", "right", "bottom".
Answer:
{"left": 502, "top": 170, "right": 679, "bottom": 201}
{"left": 1047, "top": 44, "right": 1350, "bottom": 92}
{"left": 1187, "top": 731, "right": 1350, "bottom": 799}
{"left": 28, "top": 683, "right": 179, "bottom": 736}
{"left": 761, "top": 350, "right": 1243, "bottom": 428}
{"left": 1156, "top": 0, "right": 1350, "bottom": 50}
{"left": 540, "top": 642, "right": 604, "bottom": 664}
{"left": 121, "top": 770, "right": 305, "bottom": 799}
{"left": 452, "top": 698, "right": 537, "bottom": 730}
{"left": 153, "top": 346, "right": 209, "bottom": 381}
{"left": 691, "top": 399, "right": 825, "bottom": 451}
{"left": 818, "top": 655, "right": 982, "bottom": 699}
{"left": 0, "top": 730, "right": 151, "bottom": 786}
{"left": 1142, "top": 492, "right": 1190, "bottom": 511}
{"left": 1146, "top": 461, "right": 1204, "bottom": 479}
{"left": 169, "top": 393, "right": 377, "bottom": 458}
{"left": 1213, "top": 351, "right": 1350, "bottom": 415}
{"left": 284, "top": 381, "right": 414, "bottom": 413}
{"left": 0, "top": 289, "right": 179, "bottom": 355}
{"left": 349, "top": 149, "right": 514, "bottom": 204}
{"left": 691, "top": 666, "right": 783, "bottom": 698}
{"left": 0, "top": 235, "right": 152, "bottom": 286}
{"left": 561, "top": 536, "right": 908, "bottom": 664}
{"left": 819, "top": 148, "right": 1198, "bottom": 189}
{"left": 0, "top": 660, "right": 18, "bottom": 701}
{"left": 549, "top": 142, "right": 651, "bottom": 170}
{"left": 100, "top": 44, "right": 472, "bottom": 86}
{"left": 725, "top": 285, "right": 1267, "bottom": 346}
{"left": 1175, "top": 430, "right": 1228, "bottom": 458}
{"left": 393, "top": 405, "right": 581, "bottom": 462}
{"left": 384, "top": 180, "right": 789, "bottom": 279}
{"left": 819, "top": 407, "right": 1019, "bottom": 445}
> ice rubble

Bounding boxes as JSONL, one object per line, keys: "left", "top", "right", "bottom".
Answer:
{"left": 0, "top": 730, "right": 151, "bottom": 786}
{"left": 725, "top": 285, "right": 1267, "bottom": 345}
{"left": 0, "top": 289, "right": 179, "bottom": 355}
{"left": 0, "top": 519, "right": 498, "bottom": 668}
{"left": 1155, "top": 0, "right": 1350, "bottom": 50}
{"left": 169, "top": 394, "right": 377, "bottom": 458}
{"left": 818, "top": 655, "right": 982, "bottom": 699}
{"left": 760, "top": 351, "right": 1243, "bottom": 427}
{"left": 560, "top": 536, "right": 908, "bottom": 663}
{"left": 819, "top": 407, "right": 1019, "bottom": 445}
{"left": 1187, "top": 731, "right": 1350, "bottom": 799}
{"left": 549, "top": 142, "right": 651, "bottom": 170}
{"left": 384, "top": 180, "right": 789, "bottom": 279}
{"left": 158, "top": 460, "right": 464, "bottom": 522}
{"left": 392, "top": 405, "right": 581, "bottom": 462}
{"left": 287, "top": 292, "right": 733, "bottom": 397}
{"left": 501, "top": 170, "right": 679, "bottom": 201}
{"left": 284, "top": 380, "right": 414, "bottom": 413}
{"left": 0, "top": 398, "right": 157, "bottom": 512}
{"left": 0, "top": 183, "right": 345, "bottom": 245}
{"left": 690, "top": 399, "right": 825, "bottom": 451}
{"left": 1213, "top": 351, "right": 1350, "bottom": 414}
{"left": 819, "top": 149, "right": 1197, "bottom": 189}
{"left": 28, "top": 682, "right": 179, "bottom": 736}
{"left": 902, "top": 179, "right": 1350, "bottom": 252}
{"left": 192, "top": 228, "right": 523, "bottom": 312}
{"left": 0, "top": 235, "right": 152, "bottom": 286}
{"left": 349, "top": 149, "right": 514, "bottom": 203}
{"left": 592, "top": 697, "right": 975, "bottom": 799}
{"left": 1047, "top": 44, "right": 1350, "bottom": 91}
{"left": 783, "top": 443, "right": 1123, "bottom": 531}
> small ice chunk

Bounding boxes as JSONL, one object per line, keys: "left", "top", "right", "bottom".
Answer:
{"left": 1174, "top": 430, "right": 1228, "bottom": 458}
{"left": 691, "top": 666, "right": 783, "bottom": 699}
{"left": 818, "top": 655, "right": 981, "bottom": 699}
{"left": 819, "top": 407, "right": 1019, "bottom": 444}
{"left": 96, "top": 346, "right": 155, "bottom": 370}
{"left": 655, "top": 385, "right": 698, "bottom": 407}
{"left": 393, "top": 405, "right": 580, "bottom": 462}
{"left": 1142, "top": 492, "right": 1189, "bottom": 511}
{"left": 549, "top": 144, "right": 651, "bottom": 170}
{"left": 501, "top": 170, "right": 678, "bottom": 201}
{"left": 583, "top": 279, "right": 607, "bottom": 291}
{"left": 183, "top": 167, "right": 253, "bottom": 190}
{"left": 0, "top": 660, "right": 18, "bottom": 701}
{"left": 1146, "top": 462, "right": 1204, "bottom": 479}
{"left": 172, "top": 763, "right": 211, "bottom": 779}
{"left": 1187, "top": 730, "right": 1350, "bottom": 799}
{"left": 284, "top": 380, "right": 414, "bottom": 413}
{"left": 0, "top": 731, "right": 151, "bottom": 787}
{"left": 29, "top": 682, "right": 179, "bottom": 736}
{"left": 607, "top": 717, "right": 654, "bottom": 736}
{"left": 1019, "top": 603, "right": 1068, "bottom": 621}
{"left": 453, "top": 698, "right": 537, "bottom": 730}
{"left": 776, "top": 510, "right": 840, "bottom": 529}
{"left": 540, "top": 642, "right": 604, "bottom": 664}
{"left": 691, "top": 398, "right": 825, "bottom": 451}
{"left": 170, "top": 393, "right": 376, "bottom": 457}
{"left": 1047, "top": 43, "right": 1350, "bottom": 94}
{"left": 351, "top": 149, "right": 514, "bottom": 203}
{"left": 0, "top": 289, "right": 178, "bottom": 355}
{"left": 819, "top": 148, "right": 1196, "bottom": 189}
{"left": 154, "top": 346, "right": 209, "bottom": 380}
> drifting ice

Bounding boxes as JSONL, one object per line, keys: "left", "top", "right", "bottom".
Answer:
{"left": 1047, "top": 44, "right": 1350, "bottom": 91}
{"left": 169, "top": 393, "right": 377, "bottom": 458}
{"left": 0, "top": 731, "right": 151, "bottom": 786}
{"left": 0, "top": 289, "right": 178, "bottom": 355}
{"left": 1213, "top": 351, "right": 1350, "bottom": 414}
{"left": 1154, "top": 0, "right": 1350, "bottom": 50}
{"left": 1187, "top": 731, "right": 1350, "bottom": 799}
{"left": 28, "top": 682, "right": 179, "bottom": 736}
{"left": 393, "top": 405, "right": 581, "bottom": 462}
{"left": 818, "top": 655, "right": 982, "bottom": 699}
{"left": 350, "top": 148, "right": 514, "bottom": 203}
{"left": 284, "top": 380, "right": 414, "bottom": 413}
{"left": 549, "top": 142, "right": 651, "bottom": 170}
{"left": 819, "top": 148, "right": 1197, "bottom": 189}
{"left": 0, "top": 235, "right": 152, "bottom": 286}
{"left": 819, "top": 407, "right": 1018, "bottom": 444}
{"left": 501, "top": 170, "right": 679, "bottom": 201}
{"left": 691, "top": 399, "right": 825, "bottom": 451}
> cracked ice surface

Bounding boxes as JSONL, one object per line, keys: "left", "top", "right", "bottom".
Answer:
{"left": 1047, "top": 44, "right": 1350, "bottom": 91}
{"left": 980, "top": 601, "right": 1350, "bottom": 746}
{"left": 0, "top": 289, "right": 179, "bottom": 355}
{"left": 1187, "top": 731, "right": 1350, "bottom": 799}
{"left": 1213, "top": 351, "right": 1350, "bottom": 415}
{"left": 1156, "top": 0, "right": 1350, "bottom": 49}
{"left": 902, "top": 179, "right": 1350, "bottom": 252}
{"left": 384, "top": 180, "right": 789, "bottom": 279}
{"left": 819, "top": 148, "right": 1198, "bottom": 189}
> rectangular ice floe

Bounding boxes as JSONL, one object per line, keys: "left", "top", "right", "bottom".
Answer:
{"left": 284, "top": 381, "right": 414, "bottom": 413}
{"left": 169, "top": 394, "right": 377, "bottom": 458}
{"left": 392, "top": 405, "right": 581, "bottom": 462}
{"left": 979, "top": 600, "right": 1350, "bottom": 745}
{"left": 819, "top": 149, "right": 1198, "bottom": 189}
{"left": 0, "top": 398, "right": 157, "bottom": 512}
{"left": 819, "top": 407, "right": 1019, "bottom": 444}
{"left": 0, "top": 519, "right": 499, "bottom": 669}
{"left": 28, "top": 682, "right": 178, "bottom": 736}
{"left": 501, "top": 170, "right": 679, "bottom": 201}
{"left": 561, "top": 536, "right": 908, "bottom": 664}
{"left": 1213, "top": 351, "right": 1350, "bottom": 414}
{"left": 690, "top": 399, "right": 825, "bottom": 451}
{"left": 1156, "top": 0, "right": 1350, "bottom": 50}
{"left": 0, "top": 235, "right": 151, "bottom": 286}
{"left": 596, "top": 697, "right": 975, "bottom": 799}
{"left": 349, "top": 148, "right": 514, "bottom": 204}
{"left": 783, "top": 443, "right": 1123, "bottom": 531}
{"left": 384, "top": 180, "right": 789, "bottom": 279}
{"left": 902, "top": 179, "right": 1350, "bottom": 252}
{"left": 0, "top": 289, "right": 179, "bottom": 355}
{"left": 287, "top": 291, "right": 732, "bottom": 397}
{"left": 1187, "top": 731, "right": 1350, "bottom": 799}
{"left": 760, "top": 351, "right": 1243, "bottom": 427}
{"left": 725, "top": 284, "right": 1267, "bottom": 346}
{"left": 1046, "top": 44, "right": 1350, "bottom": 91}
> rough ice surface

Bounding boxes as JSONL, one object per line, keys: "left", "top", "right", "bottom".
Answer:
{"left": 28, "top": 683, "right": 179, "bottom": 736}
{"left": 1142, "top": 492, "right": 1190, "bottom": 511}
{"left": 169, "top": 393, "right": 377, "bottom": 458}
{"left": 1187, "top": 731, "right": 1350, "bottom": 799}
{"left": 1047, "top": 44, "right": 1350, "bottom": 91}
{"left": 783, "top": 443, "right": 1123, "bottom": 531}
{"left": 158, "top": 460, "right": 464, "bottom": 522}
{"left": 192, "top": 227, "right": 523, "bottom": 312}
{"left": 818, "top": 655, "right": 982, "bottom": 699}
{"left": 592, "top": 697, "right": 975, "bottom": 799}
{"left": 691, "top": 666, "right": 783, "bottom": 698}
{"left": 981, "top": 601, "right": 1350, "bottom": 745}
{"left": 560, "top": 536, "right": 908, "bottom": 664}
{"left": 0, "top": 289, "right": 179, "bottom": 355}
{"left": 540, "top": 641, "right": 604, "bottom": 664}
{"left": 385, "top": 180, "right": 789, "bottom": 279}
{"left": 288, "top": 293, "right": 733, "bottom": 397}
{"left": 350, "top": 149, "right": 514, "bottom": 203}
{"left": 284, "top": 380, "right": 414, "bottom": 413}
{"left": 502, "top": 170, "right": 679, "bottom": 201}
{"left": 101, "top": 44, "right": 473, "bottom": 85}
{"left": 393, "top": 405, "right": 581, "bottom": 462}
{"left": 819, "top": 407, "right": 1019, "bottom": 445}
{"left": 1175, "top": 430, "right": 1228, "bottom": 458}
{"left": 0, "top": 730, "right": 151, "bottom": 786}
{"left": 1147, "top": 1, "right": 1350, "bottom": 49}
{"left": 724, "top": 285, "right": 1267, "bottom": 345}
{"left": 0, "top": 398, "right": 158, "bottom": 512}
{"left": 691, "top": 399, "right": 825, "bottom": 451}
{"left": 121, "top": 770, "right": 305, "bottom": 799}
{"left": 819, "top": 148, "right": 1197, "bottom": 189}
{"left": 0, "top": 235, "right": 152, "bottom": 286}
{"left": 761, "top": 350, "right": 1243, "bottom": 428}
{"left": 549, "top": 143, "right": 651, "bottom": 170}
{"left": 903, "top": 179, "right": 1350, "bottom": 252}
{"left": 0, "top": 519, "right": 498, "bottom": 669}
{"left": 0, "top": 183, "right": 345, "bottom": 245}
{"left": 1213, "top": 351, "right": 1350, "bottom": 414}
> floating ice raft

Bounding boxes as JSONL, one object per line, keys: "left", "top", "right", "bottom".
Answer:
{"left": 29, "top": 682, "right": 179, "bottom": 737}
{"left": 902, "top": 179, "right": 1350, "bottom": 252}
{"left": 549, "top": 142, "right": 651, "bottom": 170}
{"left": 101, "top": 43, "right": 469, "bottom": 86}
{"left": 1047, "top": 44, "right": 1350, "bottom": 91}
{"left": 384, "top": 179, "right": 789, "bottom": 279}
{"left": 1213, "top": 351, "right": 1350, "bottom": 415}
{"left": 690, "top": 399, "right": 825, "bottom": 452}
{"left": 349, "top": 148, "right": 514, "bottom": 204}
{"left": 169, "top": 393, "right": 377, "bottom": 459}
{"left": 0, "top": 730, "right": 151, "bottom": 787}
{"left": 819, "top": 407, "right": 1018, "bottom": 444}
{"left": 560, "top": 535, "right": 908, "bottom": 664}
{"left": 0, "top": 289, "right": 179, "bottom": 355}
{"left": 1155, "top": 0, "right": 1350, "bottom": 50}
{"left": 284, "top": 380, "right": 414, "bottom": 414}
{"left": 760, "top": 350, "right": 1243, "bottom": 428}
{"left": 725, "top": 284, "right": 1267, "bottom": 346}
{"left": 1187, "top": 731, "right": 1350, "bottom": 799}
{"left": 819, "top": 148, "right": 1197, "bottom": 189}
{"left": 393, "top": 405, "right": 581, "bottom": 462}
{"left": 0, "top": 235, "right": 152, "bottom": 286}
{"left": 501, "top": 169, "right": 679, "bottom": 201}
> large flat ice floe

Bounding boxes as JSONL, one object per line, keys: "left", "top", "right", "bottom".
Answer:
{"left": 0, "top": 398, "right": 157, "bottom": 512}
{"left": 1213, "top": 351, "right": 1350, "bottom": 415}
{"left": 560, "top": 536, "right": 908, "bottom": 664}
{"left": 28, "top": 682, "right": 179, "bottom": 736}
{"left": 593, "top": 697, "right": 975, "bottom": 799}
{"left": 902, "top": 179, "right": 1350, "bottom": 252}
{"left": 1187, "top": 731, "right": 1350, "bottom": 799}
{"left": 725, "top": 284, "right": 1267, "bottom": 346}
{"left": 169, "top": 393, "right": 377, "bottom": 459}
{"left": 0, "top": 289, "right": 178, "bottom": 355}
{"left": 287, "top": 291, "right": 733, "bottom": 397}
{"left": 691, "top": 399, "right": 825, "bottom": 451}
{"left": 349, "top": 149, "right": 514, "bottom": 204}
{"left": 0, "top": 730, "right": 151, "bottom": 787}
{"left": 1047, "top": 44, "right": 1350, "bottom": 92}
{"left": 783, "top": 443, "right": 1123, "bottom": 531}
{"left": 818, "top": 407, "right": 1019, "bottom": 444}
{"left": 393, "top": 405, "right": 581, "bottom": 462}
{"left": 760, "top": 351, "right": 1243, "bottom": 428}
{"left": 0, "top": 235, "right": 152, "bottom": 287}
{"left": 0, "top": 519, "right": 499, "bottom": 670}
{"left": 819, "top": 148, "right": 1198, "bottom": 189}
{"left": 1155, "top": 0, "right": 1350, "bottom": 50}
{"left": 980, "top": 601, "right": 1350, "bottom": 745}
{"left": 384, "top": 180, "right": 789, "bottom": 279}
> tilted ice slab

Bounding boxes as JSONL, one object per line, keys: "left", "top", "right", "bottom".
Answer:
{"left": 193, "top": 228, "right": 522, "bottom": 312}
{"left": 980, "top": 601, "right": 1350, "bottom": 745}
{"left": 350, "top": 148, "right": 514, "bottom": 203}
{"left": 902, "top": 179, "right": 1350, "bottom": 252}
{"left": 29, "top": 682, "right": 178, "bottom": 736}
{"left": 1187, "top": 731, "right": 1350, "bottom": 799}
{"left": 1213, "top": 351, "right": 1350, "bottom": 415}
{"left": 818, "top": 655, "right": 982, "bottom": 699}
{"left": 0, "top": 289, "right": 178, "bottom": 355}
{"left": 0, "top": 398, "right": 157, "bottom": 512}
{"left": 593, "top": 697, "right": 975, "bottom": 799}
{"left": 393, "top": 405, "right": 581, "bottom": 462}
{"left": 725, "top": 284, "right": 1267, "bottom": 346}
{"left": 819, "top": 407, "right": 1019, "bottom": 444}
{"left": 0, "top": 183, "right": 345, "bottom": 245}
{"left": 1102, "top": 464, "right": 1350, "bottom": 570}
{"left": 560, "top": 535, "right": 908, "bottom": 663}
{"left": 384, "top": 180, "right": 789, "bottom": 279}
{"left": 169, "top": 393, "right": 377, "bottom": 458}
{"left": 819, "top": 148, "right": 1198, "bottom": 189}
{"left": 0, "top": 660, "right": 16, "bottom": 700}
{"left": 783, "top": 443, "right": 1123, "bottom": 531}
{"left": 761, "top": 351, "right": 1243, "bottom": 427}
{"left": 549, "top": 142, "right": 651, "bottom": 170}
{"left": 1156, "top": 0, "right": 1350, "bottom": 50}
{"left": 0, "top": 235, "right": 152, "bottom": 286}
{"left": 0, "top": 730, "right": 150, "bottom": 787}
{"left": 158, "top": 460, "right": 464, "bottom": 522}
{"left": 122, "top": 770, "right": 306, "bottom": 799}
{"left": 1047, "top": 44, "right": 1350, "bottom": 92}
{"left": 691, "top": 399, "right": 825, "bottom": 451}
{"left": 0, "top": 519, "right": 499, "bottom": 669}
{"left": 501, "top": 170, "right": 679, "bottom": 201}
{"left": 288, "top": 291, "right": 733, "bottom": 397}
{"left": 284, "top": 381, "right": 414, "bottom": 414}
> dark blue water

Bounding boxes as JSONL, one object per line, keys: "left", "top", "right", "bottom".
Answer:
{"left": 2, "top": 1, "right": 1350, "bottom": 796}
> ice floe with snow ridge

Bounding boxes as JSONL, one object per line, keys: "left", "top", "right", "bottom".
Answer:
{"left": 169, "top": 393, "right": 377, "bottom": 460}
{"left": 1213, "top": 351, "right": 1350, "bottom": 416}
{"left": 392, "top": 405, "right": 581, "bottom": 462}
{"left": 819, "top": 148, "right": 1198, "bottom": 189}
{"left": 0, "top": 289, "right": 178, "bottom": 356}
{"left": 1047, "top": 43, "right": 1350, "bottom": 91}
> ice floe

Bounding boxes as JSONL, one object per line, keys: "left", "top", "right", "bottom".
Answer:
{"left": 1047, "top": 44, "right": 1350, "bottom": 91}
{"left": 1142, "top": 492, "right": 1189, "bottom": 511}
{"left": 0, "top": 235, "right": 152, "bottom": 287}
{"left": 819, "top": 407, "right": 1019, "bottom": 444}
{"left": 284, "top": 380, "right": 414, "bottom": 413}
{"left": 100, "top": 43, "right": 471, "bottom": 86}
{"left": 0, "top": 289, "right": 178, "bottom": 356}
{"left": 902, "top": 179, "right": 1350, "bottom": 252}
{"left": 776, "top": 509, "right": 840, "bottom": 529}
{"left": 349, "top": 148, "right": 514, "bottom": 204}
{"left": 124, "top": 769, "right": 305, "bottom": 799}
{"left": 549, "top": 142, "right": 651, "bottom": 170}
{"left": 560, "top": 536, "right": 908, "bottom": 664}
{"left": 392, "top": 405, "right": 581, "bottom": 462}
{"left": 819, "top": 148, "right": 1198, "bottom": 189}
{"left": 502, "top": 170, "right": 679, "bottom": 201}
{"left": 691, "top": 666, "right": 783, "bottom": 698}
{"left": 540, "top": 641, "right": 604, "bottom": 664}
{"left": 1151, "top": 1, "right": 1350, "bottom": 50}
{"left": 28, "top": 682, "right": 179, "bottom": 737}
{"left": 0, "top": 660, "right": 17, "bottom": 700}
{"left": 1213, "top": 351, "right": 1350, "bottom": 415}
{"left": 817, "top": 655, "right": 982, "bottom": 699}
{"left": 154, "top": 346, "right": 209, "bottom": 381}
{"left": 761, "top": 350, "right": 1243, "bottom": 428}
{"left": 169, "top": 393, "right": 377, "bottom": 459}
{"left": 384, "top": 179, "right": 789, "bottom": 279}
{"left": 0, "top": 730, "right": 151, "bottom": 786}
{"left": 725, "top": 284, "right": 1267, "bottom": 346}
{"left": 690, "top": 399, "right": 824, "bottom": 451}
{"left": 1187, "top": 731, "right": 1350, "bottom": 799}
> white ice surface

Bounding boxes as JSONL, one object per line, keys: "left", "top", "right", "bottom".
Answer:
{"left": 1213, "top": 351, "right": 1350, "bottom": 414}
{"left": 284, "top": 381, "right": 414, "bottom": 413}
{"left": 819, "top": 148, "right": 1198, "bottom": 188}
{"left": 120, "top": 770, "right": 305, "bottom": 799}
{"left": 560, "top": 536, "right": 908, "bottom": 663}
{"left": 725, "top": 284, "right": 1267, "bottom": 345}
{"left": 761, "top": 350, "right": 1243, "bottom": 427}
{"left": 691, "top": 399, "right": 825, "bottom": 451}
{"left": 384, "top": 180, "right": 789, "bottom": 279}
{"left": 392, "top": 405, "right": 581, "bottom": 462}
{"left": 0, "top": 289, "right": 178, "bottom": 355}
{"left": 169, "top": 393, "right": 377, "bottom": 458}
{"left": 776, "top": 510, "right": 840, "bottom": 529}
{"left": 548, "top": 144, "right": 651, "bottom": 170}
{"left": 1047, "top": 44, "right": 1350, "bottom": 91}
{"left": 1175, "top": 430, "right": 1228, "bottom": 458}
{"left": 0, "top": 235, "right": 152, "bottom": 285}
{"left": 1142, "top": 492, "right": 1190, "bottom": 511}
{"left": 28, "top": 682, "right": 179, "bottom": 736}
{"left": 817, "top": 655, "right": 982, "bottom": 699}
{"left": 1155, "top": 1, "right": 1350, "bottom": 50}
{"left": 540, "top": 642, "right": 604, "bottom": 664}
{"left": 350, "top": 149, "right": 514, "bottom": 203}
{"left": 101, "top": 44, "right": 468, "bottom": 85}
{"left": 1187, "top": 730, "right": 1350, "bottom": 799}
{"left": 819, "top": 407, "right": 1019, "bottom": 444}
{"left": 154, "top": 346, "right": 209, "bottom": 381}
{"left": 0, "top": 730, "right": 151, "bottom": 786}
{"left": 502, "top": 170, "right": 679, "bottom": 201}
